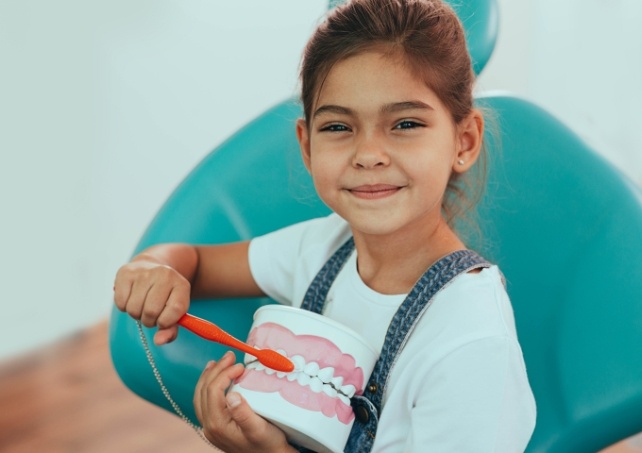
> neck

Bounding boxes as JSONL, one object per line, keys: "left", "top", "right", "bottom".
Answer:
{"left": 351, "top": 218, "right": 465, "bottom": 295}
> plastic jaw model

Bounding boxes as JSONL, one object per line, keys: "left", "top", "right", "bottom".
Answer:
{"left": 230, "top": 306, "right": 378, "bottom": 453}
{"left": 239, "top": 322, "right": 363, "bottom": 423}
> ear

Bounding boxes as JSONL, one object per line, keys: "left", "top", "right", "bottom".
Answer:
{"left": 452, "top": 109, "right": 484, "bottom": 174}
{"left": 296, "top": 118, "right": 312, "bottom": 172}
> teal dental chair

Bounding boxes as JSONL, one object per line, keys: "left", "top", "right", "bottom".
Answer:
{"left": 109, "top": 0, "right": 642, "bottom": 451}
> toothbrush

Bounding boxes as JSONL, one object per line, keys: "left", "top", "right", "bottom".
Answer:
{"left": 178, "top": 313, "right": 295, "bottom": 373}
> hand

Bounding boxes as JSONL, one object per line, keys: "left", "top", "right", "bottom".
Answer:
{"left": 113, "top": 257, "right": 190, "bottom": 345}
{"left": 194, "top": 351, "right": 295, "bottom": 453}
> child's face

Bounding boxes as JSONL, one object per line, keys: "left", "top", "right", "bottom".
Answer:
{"left": 296, "top": 50, "right": 481, "bottom": 240}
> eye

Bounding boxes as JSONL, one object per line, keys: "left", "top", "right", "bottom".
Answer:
{"left": 394, "top": 120, "right": 424, "bottom": 130}
{"left": 319, "top": 123, "right": 350, "bottom": 133}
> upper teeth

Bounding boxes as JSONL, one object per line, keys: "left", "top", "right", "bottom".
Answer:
{"left": 245, "top": 354, "right": 357, "bottom": 398}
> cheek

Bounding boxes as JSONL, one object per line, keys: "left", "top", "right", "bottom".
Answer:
{"left": 309, "top": 152, "right": 339, "bottom": 179}
{"left": 309, "top": 158, "right": 331, "bottom": 184}
{"left": 404, "top": 152, "right": 455, "bottom": 191}
{"left": 309, "top": 158, "right": 343, "bottom": 204}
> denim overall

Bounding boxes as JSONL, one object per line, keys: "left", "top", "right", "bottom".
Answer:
{"left": 296, "top": 238, "right": 490, "bottom": 453}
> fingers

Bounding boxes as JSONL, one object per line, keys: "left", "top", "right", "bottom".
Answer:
{"left": 156, "top": 282, "right": 190, "bottom": 329}
{"left": 201, "top": 352, "right": 242, "bottom": 413}
{"left": 113, "top": 267, "right": 133, "bottom": 312}
{"left": 194, "top": 360, "right": 216, "bottom": 424}
{"left": 194, "top": 352, "right": 242, "bottom": 427}
{"left": 113, "top": 261, "right": 190, "bottom": 333}
{"left": 194, "top": 353, "right": 292, "bottom": 452}
{"left": 139, "top": 282, "right": 171, "bottom": 327}
{"left": 225, "top": 391, "right": 273, "bottom": 444}
{"left": 153, "top": 326, "right": 178, "bottom": 345}
{"left": 127, "top": 279, "right": 155, "bottom": 323}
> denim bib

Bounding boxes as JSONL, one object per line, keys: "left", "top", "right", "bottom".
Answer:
{"left": 297, "top": 238, "right": 490, "bottom": 452}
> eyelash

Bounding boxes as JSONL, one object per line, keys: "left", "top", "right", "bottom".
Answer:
{"left": 318, "top": 120, "right": 425, "bottom": 133}
{"left": 319, "top": 123, "right": 350, "bottom": 133}
{"left": 394, "top": 120, "right": 424, "bottom": 130}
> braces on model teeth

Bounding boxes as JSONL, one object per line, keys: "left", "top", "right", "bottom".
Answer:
{"left": 244, "top": 349, "right": 357, "bottom": 404}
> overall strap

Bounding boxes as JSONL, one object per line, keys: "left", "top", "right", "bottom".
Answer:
{"left": 300, "top": 237, "right": 355, "bottom": 314}
{"left": 363, "top": 250, "right": 490, "bottom": 414}
{"left": 294, "top": 237, "right": 355, "bottom": 453}
{"left": 345, "top": 250, "right": 490, "bottom": 451}
{"left": 298, "top": 239, "right": 491, "bottom": 452}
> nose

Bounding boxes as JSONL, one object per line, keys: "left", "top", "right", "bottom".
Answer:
{"left": 352, "top": 134, "right": 390, "bottom": 169}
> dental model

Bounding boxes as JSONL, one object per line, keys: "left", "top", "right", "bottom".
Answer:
{"left": 230, "top": 306, "right": 378, "bottom": 453}
{"left": 239, "top": 323, "right": 363, "bottom": 424}
{"left": 246, "top": 353, "right": 358, "bottom": 404}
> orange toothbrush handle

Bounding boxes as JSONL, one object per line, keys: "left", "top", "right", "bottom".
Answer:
{"left": 179, "top": 313, "right": 249, "bottom": 352}
{"left": 177, "top": 313, "right": 294, "bottom": 373}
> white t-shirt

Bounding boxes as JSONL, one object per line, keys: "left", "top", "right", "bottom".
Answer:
{"left": 249, "top": 214, "right": 536, "bottom": 452}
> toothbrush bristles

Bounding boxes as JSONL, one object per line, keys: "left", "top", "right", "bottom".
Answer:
{"left": 260, "top": 350, "right": 295, "bottom": 373}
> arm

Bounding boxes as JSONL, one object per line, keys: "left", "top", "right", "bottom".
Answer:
{"left": 113, "top": 241, "right": 264, "bottom": 345}
{"left": 191, "top": 242, "right": 264, "bottom": 299}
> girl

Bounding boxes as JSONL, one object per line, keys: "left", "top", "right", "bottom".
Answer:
{"left": 114, "top": 0, "right": 536, "bottom": 451}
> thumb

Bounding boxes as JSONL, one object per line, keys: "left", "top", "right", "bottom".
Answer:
{"left": 226, "top": 392, "right": 268, "bottom": 437}
{"left": 153, "top": 325, "right": 178, "bottom": 345}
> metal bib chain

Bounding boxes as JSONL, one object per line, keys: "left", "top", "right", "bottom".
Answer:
{"left": 136, "top": 320, "right": 217, "bottom": 449}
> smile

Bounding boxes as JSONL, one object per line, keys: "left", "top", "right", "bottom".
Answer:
{"left": 348, "top": 184, "right": 402, "bottom": 199}
{"left": 235, "top": 322, "right": 366, "bottom": 424}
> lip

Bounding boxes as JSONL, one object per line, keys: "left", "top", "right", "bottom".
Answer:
{"left": 348, "top": 184, "right": 402, "bottom": 199}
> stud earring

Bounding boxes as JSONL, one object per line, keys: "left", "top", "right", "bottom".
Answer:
{"left": 457, "top": 159, "right": 465, "bottom": 165}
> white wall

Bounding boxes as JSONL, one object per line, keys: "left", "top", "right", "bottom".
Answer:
{"left": 0, "top": 0, "right": 327, "bottom": 360}
{"left": 1, "top": 0, "right": 640, "bottom": 361}
{"left": 477, "top": 0, "right": 642, "bottom": 176}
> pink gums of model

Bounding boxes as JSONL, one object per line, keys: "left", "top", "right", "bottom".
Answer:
{"left": 235, "top": 322, "right": 365, "bottom": 424}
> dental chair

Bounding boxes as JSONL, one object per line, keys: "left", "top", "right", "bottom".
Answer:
{"left": 109, "top": 0, "right": 642, "bottom": 451}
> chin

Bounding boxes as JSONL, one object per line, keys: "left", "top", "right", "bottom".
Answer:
{"left": 345, "top": 216, "right": 406, "bottom": 237}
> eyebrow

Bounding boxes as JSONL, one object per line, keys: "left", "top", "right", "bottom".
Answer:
{"left": 313, "top": 100, "right": 434, "bottom": 119}
{"left": 382, "top": 100, "right": 434, "bottom": 113}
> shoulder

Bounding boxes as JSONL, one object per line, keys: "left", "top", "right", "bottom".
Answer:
{"left": 249, "top": 213, "right": 351, "bottom": 266}
{"left": 429, "top": 265, "right": 518, "bottom": 342}
{"left": 247, "top": 213, "right": 352, "bottom": 305}
{"left": 393, "top": 265, "right": 525, "bottom": 377}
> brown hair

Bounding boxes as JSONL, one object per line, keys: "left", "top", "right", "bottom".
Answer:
{"left": 299, "top": 0, "right": 488, "bottom": 235}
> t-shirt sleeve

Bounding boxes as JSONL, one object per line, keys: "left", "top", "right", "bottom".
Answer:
{"left": 248, "top": 213, "right": 352, "bottom": 306}
{"left": 247, "top": 221, "right": 307, "bottom": 305}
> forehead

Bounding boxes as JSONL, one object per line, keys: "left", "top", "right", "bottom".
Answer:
{"left": 314, "top": 50, "right": 446, "bottom": 114}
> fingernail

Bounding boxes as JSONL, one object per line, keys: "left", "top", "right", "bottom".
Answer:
{"left": 223, "top": 351, "right": 234, "bottom": 360}
{"left": 205, "top": 360, "right": 215, "bottom": 370}
{"left": 226, "top": 392, "right": 241, "bottom": 408}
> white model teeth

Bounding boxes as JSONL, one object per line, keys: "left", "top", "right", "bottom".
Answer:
{"left": 322, "top": 385, "right": 338, "bottom": 398}
{"left": 290, "top": 355, "right": 305, "bottom": 372}
{"left": 340, "top": 384, "right": 356, "bottom": 398}
{"left": 309, "top": 377, "right": 324, "bottom": 393}
{"left": 303, "top": 362, "right": 320, "bottom": 376}
{"left": 247, "top": 362, "right": 265, "bottom": 371}
{"left": 317, "top": 366, "right": 335, "bottom": 383}
{"left": 245, "top": 353, "right": 357, "bottom": 399}
{"left": 297, "top": 373, "right": 311, "bottom": 386}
